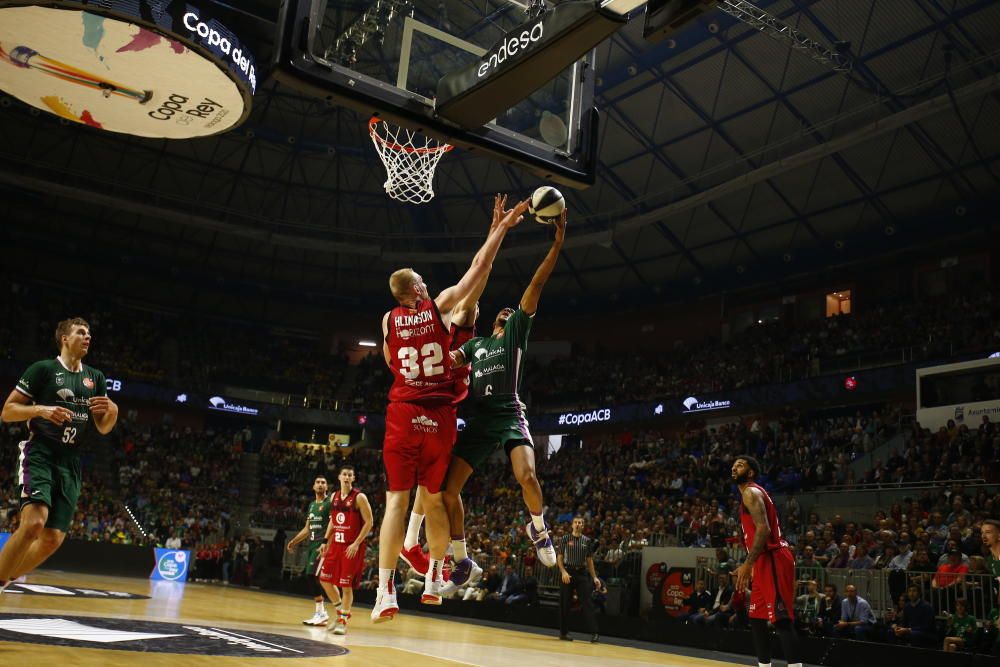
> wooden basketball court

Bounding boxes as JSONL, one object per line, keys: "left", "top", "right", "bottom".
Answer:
{"left": 0, "top": 571, "right": 746, "bottom": 666}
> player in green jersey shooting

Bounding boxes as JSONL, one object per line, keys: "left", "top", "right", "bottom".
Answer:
{"left": 440, "top": 207, "right": 567, "bottom": 592}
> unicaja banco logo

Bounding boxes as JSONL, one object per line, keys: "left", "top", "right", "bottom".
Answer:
{"left": 208, "top": 396, "right": 259, "bottom": 415}
{"left": 683, "top": 396, "right": 732, "bottom": 413}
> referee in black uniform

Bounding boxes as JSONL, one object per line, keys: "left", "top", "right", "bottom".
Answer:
{"left": 556, "top": 515, "right": 600, "bottom": 642}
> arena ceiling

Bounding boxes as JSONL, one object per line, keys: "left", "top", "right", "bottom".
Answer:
{"left": 2, "top": 0, "right": 999, "bottom": 310}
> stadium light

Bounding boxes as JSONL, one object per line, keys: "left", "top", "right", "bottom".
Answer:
{"left": 358, "top": 340, "right": 378, "bottom": 347}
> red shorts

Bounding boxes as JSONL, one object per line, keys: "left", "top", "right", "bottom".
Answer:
{"left": 749, "top": 547, "right": 796, "bottom": 622}
{"left": 383, "top": 402, "right": 456, "bottom": 494}
{"left": 319, "top": 543, "right": 367, "bottom": 589}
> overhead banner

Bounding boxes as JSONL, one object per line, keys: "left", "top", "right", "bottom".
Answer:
{"left": 0, "top": 1, "right": 255, "bottom": 137}
{"left": 151, "top": 548, "right": 190, "bottom": 583}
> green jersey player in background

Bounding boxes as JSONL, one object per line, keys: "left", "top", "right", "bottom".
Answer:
{"left": 0, "top": 317, "right": 119, "bottom": 591}
{"left": 286, "top": 475, "right": 333, "bottom": 625}
{"left": 440, "top": 208, "right": 567, "bottom": 592}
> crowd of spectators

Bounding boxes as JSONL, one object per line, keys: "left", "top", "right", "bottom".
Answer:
{"left": 6, "top": 282, "right": 996, "bottom": 415}
{"left": 527, "top": 293, "right": 999, "bottom": 409}
{"left": 2, "top": 282, "right": 349, "bottom": 397}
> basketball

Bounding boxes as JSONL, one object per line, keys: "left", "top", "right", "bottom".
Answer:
{"left": 529, "top": 186, "right": 565, "bottom": 224}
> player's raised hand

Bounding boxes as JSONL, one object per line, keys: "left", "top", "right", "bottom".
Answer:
{"left": 552, "top": 208, "right": 567, "bottom": 244}
{"left": 498, "top": 198, "right": 530, "bottom": 231}
{"left": 490, "top": 194, "right": 508, "bottom": 231}
{"left": 38, "top": 405, "right": 74, "bottom": 425}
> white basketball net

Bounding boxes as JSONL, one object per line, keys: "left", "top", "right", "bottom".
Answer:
{"left": 369, "top": 117, "right": 453, "bottom": 204}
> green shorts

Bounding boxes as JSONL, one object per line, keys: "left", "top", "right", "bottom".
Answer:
{"left": 16, "top": 439, "right": 81, "bottom": 533}
{"left": 305, "top": 542, "right": 324, "bottom": 576}
{"left": 453, "top": 410, "right": 533, "bottom": 471}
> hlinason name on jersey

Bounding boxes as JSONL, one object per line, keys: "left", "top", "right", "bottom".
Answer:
{"left": 394, "top": 311, "right": 435, "bottom": 328}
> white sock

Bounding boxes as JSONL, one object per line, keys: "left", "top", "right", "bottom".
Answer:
{"left": 452, "top": 537, "right": 468, "bottom": 562}
{"left": 758, "top": 662, "right": 771, "bottom": 667}
{"left": 404, "top": 512, "right": 424, "bottom": 550}
{"left": 426, "top": 559, "right": 442, "bottom": 588}
{"left": 531, "top": 513, "right": 546, "bottom": 532}
{"left": 315, "top": 600, "right": 325, "bottom": 614}
{"left": 378, "top": 568, "right": 395, "bottom": 594}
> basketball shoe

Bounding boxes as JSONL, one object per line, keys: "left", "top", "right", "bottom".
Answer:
{"left": 438, "top": 557, "right": 482, "bottom": 596}
{"left": 421, "top": 574, "right": 444, "bottom": 605}
{"left": 399, "top": 544, "right": 429, "bottom": 577}
{"left": 329, "top": 610, "right": 350, "bottom": 635}
{"left": 527, "top": 521, "right": 557, "bottom": 567}
{"left": 371, "top": 590, "right": 398, "bottom": 623}
{"left": 302, "top": 609, "right": 329, "bottom": 626}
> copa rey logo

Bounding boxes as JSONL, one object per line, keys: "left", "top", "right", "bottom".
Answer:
{"left": 180, "top": 12, "right": 256, "bottom": 93}
{"left": 0, "top": 613, "right": 349, "bottom": 658}
{"left": 0, "top": 6, "right": 253, "bottom": 139}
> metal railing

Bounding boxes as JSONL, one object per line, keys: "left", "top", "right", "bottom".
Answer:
{"left": 693, "top": 559, "right": 999, "bottom": 624}
{"left": 821, "top": 478, "right": 989, "bottom": 493}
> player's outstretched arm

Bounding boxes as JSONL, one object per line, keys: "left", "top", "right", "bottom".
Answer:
{"left": 453, "top": 195, "right": 507, "bottom": 326}
{"left": 436, "top": 196, "right": 528, "bottom": 315}
{"left": 520, "top": 208, "right": 567, "bottom": 316}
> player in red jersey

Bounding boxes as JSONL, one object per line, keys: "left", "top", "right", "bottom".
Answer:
{"left": 318, "top": 465, "right": 372, "bottom": 636}
{"left": 399, "top": 298, "right": 482, "bottom": 577}
{"left": 732, "top": 456, "right": 802, "bottom": 667}
{"left": 399, "top": 201, "right": 503, "bottom": 578}
{"left": 372, "top": 195, "right": 528, "bottom": 622}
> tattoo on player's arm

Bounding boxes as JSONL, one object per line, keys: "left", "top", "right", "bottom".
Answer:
{"left": 743, "top": 488, "right": 770, "bottom": 566}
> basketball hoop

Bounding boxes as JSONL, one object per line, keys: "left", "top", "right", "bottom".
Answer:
{"left": 369, "top": 117, "right": 453, "bottom": 204}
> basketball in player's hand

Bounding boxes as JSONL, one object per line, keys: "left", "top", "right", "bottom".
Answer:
{"left": 529, "top": 186, "right": 565, "bottom": 225}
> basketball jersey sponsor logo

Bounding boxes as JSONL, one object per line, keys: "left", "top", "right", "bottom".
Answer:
{"left": 411, "top": 415, "right": 439, "bottom": 432}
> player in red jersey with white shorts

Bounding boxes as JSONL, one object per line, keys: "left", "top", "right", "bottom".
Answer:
{"left": 372, "top": 195, "right": 528, "bottom": 622}
{"left": 732, "top": 456, "right": 803, "bottom": 667}
{"left": 318, "top": 465, "right": 372, "bottom": 636}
